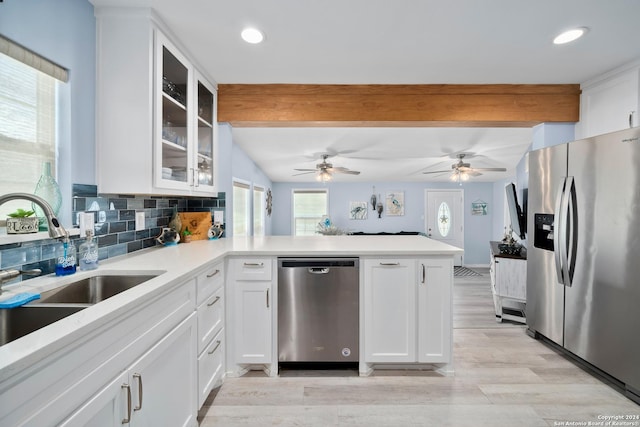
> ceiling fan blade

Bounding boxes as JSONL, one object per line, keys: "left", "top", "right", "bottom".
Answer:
{"left": 423, "top": 170, "right": 451, "bottom": 175}
{"left": 471, "top": 167, "right": 507, "bottom": 172}
{"left": 292, "top": 171, "right": 316, "bottom": 176}
{"left": 293, "top": 168, "right": 317, "bottom": 172}
{"left": 334, "top": 169, "right": 360, "bottom": 175}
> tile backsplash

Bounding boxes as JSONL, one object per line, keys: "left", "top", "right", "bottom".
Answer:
{"left": 0, "top": 185, "right": 225, "bottom": 284}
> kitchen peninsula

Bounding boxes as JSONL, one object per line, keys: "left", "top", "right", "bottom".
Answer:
{"left": 0, "top": 235, "right": 461, "bottom": 426}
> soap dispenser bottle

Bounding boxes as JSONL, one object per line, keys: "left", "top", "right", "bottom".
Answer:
{"left": 79, "top": 229, "right": 99, "bottom": 271}
{"left": 55, "top": 233, "right": 77, "bottom": 276}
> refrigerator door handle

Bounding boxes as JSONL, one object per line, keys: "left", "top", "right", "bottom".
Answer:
{"left": 564, "top": 176, "right": 577, "bottom": 287}
{"left": 556, "top": 176, "right": 574, "bottom": 287}
{"left": 553, "top": 178, "right": 568, "bottom": 285}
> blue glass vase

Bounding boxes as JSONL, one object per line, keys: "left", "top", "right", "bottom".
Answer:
{"left": 33, "top": 162, "right": 62, "bottom": 231}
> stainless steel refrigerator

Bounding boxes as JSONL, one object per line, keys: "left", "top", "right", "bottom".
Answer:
{"left": 527, "top": 126, "right": 640, "bottom": 403}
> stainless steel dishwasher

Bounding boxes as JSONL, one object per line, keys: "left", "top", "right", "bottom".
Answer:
{"left": 278, "top": 258, "right": 359, "bottom": 363}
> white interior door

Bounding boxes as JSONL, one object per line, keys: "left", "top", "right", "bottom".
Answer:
{"left": 425, "top": 189, "right": 464, "bottom": 266}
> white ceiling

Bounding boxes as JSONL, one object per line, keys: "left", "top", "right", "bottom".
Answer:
{"left": 149, "top": 0, "right": 640, "bottom": 183}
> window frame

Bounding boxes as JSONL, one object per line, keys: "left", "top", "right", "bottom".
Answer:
{"left": 291, "top": 188, "right": 329, "bottom": 236}
{"left": 232, "top": 179, "right": 251, "bottom": 237}
{"left": 252, "top": 184, "right": 266, "bottom": 237}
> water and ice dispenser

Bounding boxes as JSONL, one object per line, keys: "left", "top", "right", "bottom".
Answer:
{"left": 533, "top": 213, "right": 555, "bottom": 251}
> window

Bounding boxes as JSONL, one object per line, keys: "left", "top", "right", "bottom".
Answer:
{"left": 233, "top": 181, "right": 251, "bottom": 237}
{"left": 0, "top": 37, "right": 66, "bottom": 219}
{"left": 292, "top": 189, "right": 328, "bottom": 236}
{"left": 253, "top": 185, "right": 265, "bottom": 236}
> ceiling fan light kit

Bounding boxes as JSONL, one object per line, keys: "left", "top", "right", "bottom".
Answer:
{"left": 423, "top": 153, "right": 507, "bottom": 183}
{"left": 294, "top": 154, "right": 360, "bottom": 181}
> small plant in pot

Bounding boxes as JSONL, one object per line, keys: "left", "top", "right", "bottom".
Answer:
{"left": 6, "top": 208, "right": 39, "bottom": 234}
{"left": 181, "top": 227, "right": 192, "bottom": 243}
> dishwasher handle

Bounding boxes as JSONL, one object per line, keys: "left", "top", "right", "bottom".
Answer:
{"left": 308, "top": 267, "right": 329, "bottom": 274}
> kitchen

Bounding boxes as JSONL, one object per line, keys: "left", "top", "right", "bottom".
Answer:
{"left": 1, "top": 0, "right": 640, "bottom": 425}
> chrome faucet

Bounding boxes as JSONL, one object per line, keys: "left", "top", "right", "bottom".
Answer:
{"left": 0, "top": 193, "right": 67, "bottom": 239}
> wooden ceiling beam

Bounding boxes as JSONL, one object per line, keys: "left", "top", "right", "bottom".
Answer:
{"left": 218, "top": 84, "right": 580, "bottom": 127}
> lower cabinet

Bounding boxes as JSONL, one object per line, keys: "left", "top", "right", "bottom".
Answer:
{"left": 226, "top": 257, "right": 274, "bottom": 374}
{"left": 489, "top": 247, "right": 527, "bottom": 323}
{"left": 61, "top": 313, "right": 197, "bottom": 426}
{"left": 363, "top": 257, "right": 452, "bottom": 366}
{"left": 195, "top": 261, "right": 225, "bottom": 407}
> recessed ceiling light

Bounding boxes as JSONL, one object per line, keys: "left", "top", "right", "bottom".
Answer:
{"left": 241, "top": 28, "right": 264, "bottom": 44}
{"left": 553, "top": 27, "right": 589, "bottom": 45}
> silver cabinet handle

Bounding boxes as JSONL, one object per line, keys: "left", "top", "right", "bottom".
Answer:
{"left": 379, "top": 262, "right": 400, "bottom": 266}
{"left": 208, "top": 340, "right": 222, "bottom": 355}
{"left": 266, "top": 288, "right": 270, "bottom": 308}
{"left": 244, "top": 262, "right": 264, "bottom": 267}
{"left": 133, "top": 373, "right": 143, "bottom": 411}
{"left": 421, "top": 263, "right": 426, "bottom": 284}
{"left": 122, "top": 384, "right": 132, "bottom": 424}
{"left": 206, "top": 269, "right": 221, "bottom": 278}
{"left": 630, "top": 111, "right": 635, "bottom": 128}
{"left": 207, "top": 296, "right": 221, "bottom": 307}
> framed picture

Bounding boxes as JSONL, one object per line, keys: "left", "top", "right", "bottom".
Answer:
{"left": 471, "top": 200, "right": 488, "bottom": 215}
{"left": 385, "top": 191, "right": 404, "bottom": 216}
{"left": 349, "top": 201, "right": 367, "bottom": 220}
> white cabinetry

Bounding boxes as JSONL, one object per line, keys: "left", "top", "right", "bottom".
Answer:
{"left": 226, "top": 257, "right": 275, "bottom": 376}
{"left": 364, "top": 259, "right": 416, "bottom": 362}
{"left": 577, "top": 64, "right": 640, "bottom": 139}
{"left": 417, "top": 257, "right": 453, "bottom": 363}
{"left": 195, "top": 262, "right": 225, "bottom": 408}
{"left": 363, "top": 257, "right": 453, "bottom": 374}
{"left": 94, "top": 7, "right": 217, "bottom": 196}
{"left": 489, "top": 242, "right": 527, "bottom": 324}
{"left": 0, "top": 279, "right": 197, "bottom": 427}
{"left": 61, "top": 314, "right": 197, "bottom": 426}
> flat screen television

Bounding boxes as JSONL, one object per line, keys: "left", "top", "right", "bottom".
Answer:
{"left": 505, "top": 183, "right": 526, "bottom": 240}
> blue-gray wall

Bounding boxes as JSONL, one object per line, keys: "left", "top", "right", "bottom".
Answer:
{"left": 271, "top": 181, "right": 495, "bottom": 265}
{"left": 219, "top": 124, "right": 273, "bottom": 236}
{"left": 1, "top": 0, "right": 96, "bottom": 226}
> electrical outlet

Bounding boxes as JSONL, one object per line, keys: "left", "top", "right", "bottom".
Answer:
{"left": 214, "top": 210, "right": 224, "bottom": 224}
{"left": 135, "top": 212, "right": 145, "bottom": 231}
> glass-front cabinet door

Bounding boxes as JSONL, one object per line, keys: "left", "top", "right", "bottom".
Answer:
{"left": 194, "top": 73, "right": 216, "bottom": 193}
{"left": 155, "top": 30, "right": 217, "bottom": 195}
{"left": 156, "top": 31, "right": 193, "bottom": 190}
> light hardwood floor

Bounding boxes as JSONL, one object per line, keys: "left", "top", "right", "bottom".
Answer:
{"left": 198, "top": 268, "right": 639, "bottom": 426}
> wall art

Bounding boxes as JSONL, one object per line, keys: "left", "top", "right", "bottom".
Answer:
{"left": 349, "top": 201, "right": 368, "bottom": 220}
{"left": 471, "top": 200, "right": 488, "bottom": 216}
{"left": 385, "top": 191, "right": 404, "bottom": 216}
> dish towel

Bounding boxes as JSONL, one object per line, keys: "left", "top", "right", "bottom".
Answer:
{"left": 0, "top": 292, "right": 41, "bottom": 308}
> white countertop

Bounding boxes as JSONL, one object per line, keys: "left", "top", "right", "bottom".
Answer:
{"left": 0, "top": 235, "right": 461, "bottom": 379}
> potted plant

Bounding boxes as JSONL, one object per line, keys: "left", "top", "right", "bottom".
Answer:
{"left": 181, "top": 227, "right": 192, "bottom": 243}
{"left": 6, "top": 208, "right": 39, "bottom": 234}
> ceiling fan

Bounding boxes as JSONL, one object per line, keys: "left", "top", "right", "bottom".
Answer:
{"left": 423, "top": 153, "right": 507, "bottom": 183}
{"left": 294, "top": 154, "right": 361, "bottom": 182}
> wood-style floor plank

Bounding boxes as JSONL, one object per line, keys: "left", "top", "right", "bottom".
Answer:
{"left": 199, "top": 267, "right": 639, "bottom": 426}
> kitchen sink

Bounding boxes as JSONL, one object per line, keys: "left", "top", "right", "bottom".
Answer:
{"left": 0, "top": 305, "right": 86, "bottom": 346}
{"left": 35, "top": 274, "right": 158, "bottom": 304}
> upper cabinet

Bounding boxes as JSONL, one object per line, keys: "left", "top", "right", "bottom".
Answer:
{"left": 95, "top": 7, "right": 218, "bottom": 196}
{"left": 576, "top": 63, "right": 640, "bottom": 139}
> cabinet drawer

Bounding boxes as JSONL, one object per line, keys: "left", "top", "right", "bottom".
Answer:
{"left": 197, "top": 329, "right": 224, "bottom": 408}
{"left": 196, "top": 262, "right": 224, "bottom": 306}
{"left": 231, "top": 258, "right": 272, "bottom": 281}
{"left": 197, "top": 286, "right": 224, "bottom": 355}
